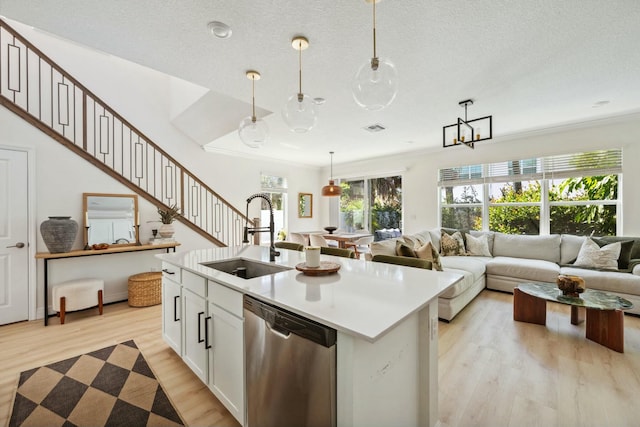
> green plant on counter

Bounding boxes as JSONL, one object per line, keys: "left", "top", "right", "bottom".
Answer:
{"left": 158, "top": 204, "right": 181, "bottom": 224}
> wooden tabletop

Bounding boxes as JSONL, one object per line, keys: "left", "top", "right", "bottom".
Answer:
{"left": 35, "top": 242, "right": 180, "bottom": 259}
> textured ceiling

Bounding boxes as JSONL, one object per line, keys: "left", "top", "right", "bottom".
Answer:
{"left": 2, "top": 0, "right": 640, "bottom": 167}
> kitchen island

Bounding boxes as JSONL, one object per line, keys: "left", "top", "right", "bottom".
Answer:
{"left": 157, "top": 245, "right": 462, "bottom": 427}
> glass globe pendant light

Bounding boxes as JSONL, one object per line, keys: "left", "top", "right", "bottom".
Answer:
{"left": 321, "top": 151, "right": 342, "bottom": 197}
{"left": 238, "top": 70, "right": 269, "bottom": 148}
{"left": 352, "top": 0, "right": 398, "bottom": 111}
{"left": 282, "top": 36, "right": 318, "bottom": 133}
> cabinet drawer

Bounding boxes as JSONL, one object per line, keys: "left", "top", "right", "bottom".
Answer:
{"left": 183, "top": 270, "right": 206, "bottom": 297}
{"left": 208, "top": 280, "right": 243, "bottom": 318}
{"left": 162, "top": 262, "right": 181, "bottom": 283}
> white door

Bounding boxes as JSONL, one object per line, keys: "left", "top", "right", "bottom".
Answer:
{"left": 0, "top": 149, "right": 29, "bottom": 325}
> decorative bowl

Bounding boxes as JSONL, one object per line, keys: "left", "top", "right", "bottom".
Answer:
{"left": 324, "top": 226, "right": 337, "bottom": 234}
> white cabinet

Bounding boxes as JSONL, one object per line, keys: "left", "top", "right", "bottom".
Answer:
{"left": 162, "top": 265, "right": 182, "bottom": 355}
{"left": 182, "top": 289, "right": 208, "bottom": 382}
{"left": 182, "top": 285, "right": 209, "bottom": 382}
{"left": 161, "top": 263, "right": 245, "bottom": 425}
{"left": 209, "top": 302, "right": 245, "bottom": 426}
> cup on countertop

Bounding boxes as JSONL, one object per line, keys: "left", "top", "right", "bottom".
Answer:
{"left": 304, "top": 246, "right": 321, "bottom": 268}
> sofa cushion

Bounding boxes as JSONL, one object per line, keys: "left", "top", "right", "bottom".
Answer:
{"left": 415, "top": 242, "right": 443, "bottom": 271}
{"left": 411, "top": 231, "right": 433, "bottom": 246}
{"left": 441, "top": 230, "right": 466, "bottom": 256}
{"left": 486, "top": 256, "right": 560, "bottom": 283}
{"left": 440, "top": 256, "right": 488, "bottom": 283}
{"left": 560, "top": 266, "right": 640, "bottom": 296}
{"left": 574, "top": 238, "right": 620, "bottom": 270}
{"left": 470, "top": 231, "right": 495, "bottom": 255}
{"left": 560, "top": 234, "right": 586, "bottom": 264}
{"left": 439, "top": 267, "right": 479, "bottom": 299}
{"left": 465, "top": 233, "right": 492, "bottom": 256}
{"left": 492, "top": 233, "right": 561, "bottom": 263}
{"left": 396, "top": 240, "right": 417, "bottom": 257}
{"left": 592, "top": 237, "right": 635, "bottom": 270}
{"left": 370, "top": 239, "right": 398, "bottom": 257}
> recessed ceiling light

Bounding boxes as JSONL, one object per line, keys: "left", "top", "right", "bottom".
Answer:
{"left": 363, "top": 123, "right": 386, "bottom": 133}
{"left": 592, "top": 100, "right": 610, "bottom": 108}
{"left": 207, "top": 21, "right": 232, "bottom": 39}
{"left": 313, "top": 97, "right": 326, "bottom": 105}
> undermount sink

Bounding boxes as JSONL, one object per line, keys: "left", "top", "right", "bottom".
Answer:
{"left": 201, "top": 258, "right": 292, "bottom": 279}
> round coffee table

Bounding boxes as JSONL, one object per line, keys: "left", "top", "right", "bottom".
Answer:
{"left": 513, "top": 282, "right": 633, "bottom": 352}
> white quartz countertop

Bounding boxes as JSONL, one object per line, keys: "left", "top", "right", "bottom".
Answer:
{"left": 157, "top": 245, "right": 463, "bottom": 342}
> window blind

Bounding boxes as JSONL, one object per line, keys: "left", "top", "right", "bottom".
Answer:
{"left": 438, "top": 148, "right": 622, "bottom": 186}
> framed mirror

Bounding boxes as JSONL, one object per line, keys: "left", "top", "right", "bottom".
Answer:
{"left": 83, "top": 193, "right": 139, "bottom": 247}
{"left": 298, "top": 193, "right": 313, "bottom": 218}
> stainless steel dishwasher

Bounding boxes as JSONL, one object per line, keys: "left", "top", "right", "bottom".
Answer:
{"left": 244, "top": 295, "right": 337, "bottom": 427}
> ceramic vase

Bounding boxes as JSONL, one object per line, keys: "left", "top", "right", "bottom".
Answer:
{"left": 159, "top": 223, "right": 175, "bottom": 238}
{"left": 40, "top": 216, "right": 78, "bottom": 253}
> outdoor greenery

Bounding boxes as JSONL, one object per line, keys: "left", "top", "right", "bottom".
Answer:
{"left": 442, "top": 175, "right": 618, "bottom": 235}
{"left": 340, "top": 176, "right": 402, "bottom": 231}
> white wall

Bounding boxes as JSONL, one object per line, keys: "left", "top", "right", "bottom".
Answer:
{"left": 330, "top": 114, "right": 640, "bottom": 236}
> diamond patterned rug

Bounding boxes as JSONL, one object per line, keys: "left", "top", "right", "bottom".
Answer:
{"left": 8, "top": 340, "right": 183, "bottom": 427}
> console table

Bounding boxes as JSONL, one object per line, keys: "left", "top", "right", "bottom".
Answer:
{"left": 35, "top": 243, "right": 179, "bottom": 325}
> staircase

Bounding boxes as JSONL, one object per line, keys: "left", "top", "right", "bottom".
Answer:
{"left": 0, "top": 19, "right": 253, "bottom": 247}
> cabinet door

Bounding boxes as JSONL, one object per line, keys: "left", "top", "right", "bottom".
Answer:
{"left": 162, "top": 278, "right": 182, "bottom": 355}
{"left": 183, "top": 289, "right": 208, "bottom": 382}
{"left": 208, "top": 303, "right": 244, "bottom": 426}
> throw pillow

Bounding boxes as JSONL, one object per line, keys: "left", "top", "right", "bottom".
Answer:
{"left": 402, "top": 235, "right": 420, "bottom": 250}
{"left": 592, "top": 237, "right": 634, "bottom": 270}
{"left": 415, "top": 242, "right": 443, "bottom": 271}
{"left": 465, "top": 233, "right": 492, "bottom": 257}
{"left": 574, "top": 238, "right": 621, "bottom": 270}
{"left": 396, "top": 240, "right": 417, "bottom": 258}
{"left": 440, "top": 231, "right": 465, "bottom": 256}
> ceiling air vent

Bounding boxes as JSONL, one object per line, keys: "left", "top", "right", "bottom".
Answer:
{"left": 363, "top": 123, "right": 386, "bottom": 133}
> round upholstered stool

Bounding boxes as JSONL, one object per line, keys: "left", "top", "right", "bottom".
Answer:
{"left": 52, "top": 278, "right": 104, "bottom": 324}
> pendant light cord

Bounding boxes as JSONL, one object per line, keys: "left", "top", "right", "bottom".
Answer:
{"left": 330, "top": 151, "right": 334, "bottom": 180}
{"left": 298, "top": 39, "right": 303, "bottom": 98}
{"left": 251, "top": 75, "right": 256, "bottom": 122}
{"left": 372, "top": 0, "right": 377, "bottom": 59}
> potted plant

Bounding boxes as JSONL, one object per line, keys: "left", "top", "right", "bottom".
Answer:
{"left": 157, "top": 204, "right": 180, "bottom": 238}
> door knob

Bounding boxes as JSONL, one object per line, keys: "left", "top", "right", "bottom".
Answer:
{"left": 6, "top": 242, "right": 25, "bottom": 248}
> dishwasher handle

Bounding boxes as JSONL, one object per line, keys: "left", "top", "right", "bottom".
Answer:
{"left": 266, "top": 321, "right": 291, "bottom": 339}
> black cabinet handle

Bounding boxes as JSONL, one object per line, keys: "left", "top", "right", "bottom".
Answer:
{"left": 205, "top": 316, "right": 212, "bottom": 349}
{"left": 173, "top": 296, "right": 180, "bottom": 322}
{"left": 162, "top": 269, "right": 175, "bottom": 275}
{"left": 197, "top": 311, "right": 205, "bottom": 343}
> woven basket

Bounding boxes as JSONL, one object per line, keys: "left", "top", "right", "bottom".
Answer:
{"left": 128, "top": 272, "right": 162, "bottom": 307}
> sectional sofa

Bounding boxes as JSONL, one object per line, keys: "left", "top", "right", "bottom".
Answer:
{"left": 370, "top": 229, "right": 640, "bottom": 321}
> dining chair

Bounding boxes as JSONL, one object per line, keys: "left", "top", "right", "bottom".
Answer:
{"left": 320, "top": 247, "right": 356, "bottom": 259}
{"left": 274, "top": 241, "right": 304, "bottom": 251}
{"left": 289, "top": 232, "right": 309, "bottom": 246}
{"left": 309, "top": 233, "right": 330, "bottom": 247}
{"left": 344, "top": 235, "right": 374, "bottom": 259}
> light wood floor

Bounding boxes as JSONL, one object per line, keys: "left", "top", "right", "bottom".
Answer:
{"left": 0, "top": 302, "right": 240, "bottom": 427}
{"left": 1, "top": 291, "right": 639, "bottom": 427}
{"left": 439, "top": 290, "right": 640, "bottom": 427}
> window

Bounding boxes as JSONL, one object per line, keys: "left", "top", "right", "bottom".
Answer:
{"left": 439, "top": 149, "right": 622, "bottom": 235}
{"left": 260, "top": 174, "right": 287, "bottom": 243}
{"left": 339, "top": 175, "right": 402, "bottom": 234}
